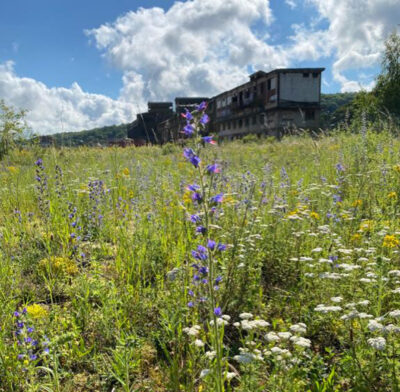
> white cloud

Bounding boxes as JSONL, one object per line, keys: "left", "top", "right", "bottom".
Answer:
{"left": 0, "top": 61, "right": 136, "bottom": 135}
{"left": 289, "top": 0, "right": 400, "bottom": 91}
{"left": 86, "top": 0, "right": 288, "bottom": 103}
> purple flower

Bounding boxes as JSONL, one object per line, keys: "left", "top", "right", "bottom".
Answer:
{"left": 215, "top": 276, "right": 222, "bottom": 284}
{"left": 35, "top": 159, "right": 43, "bottom": 166}
{"left": 210, "top": 193, "right": 224, "bottom": 203}
{"left": 187, "top": 184, "right": 200, "bottom": 192}
{"left": 217, "top": 243, "right": 226, "bottom": 252}
{"left": 183, "top": 123, "right": 195, "bottom": 136}
{"left": 13, "top": 311, "right": 20, "bottom": 318}
{"left": 214, "top": 307, "right": 222, "bottom": 317}
{"left": 181, "top": 109, "right": 193, "bottom": 121}
{"left": 29, "top": 354, "right": 37, "bottom": 361}
{"left": 199, "top": 266, "right": 209, "bottom": 275}
{"left": 192, "top": 192, "right": 203, "bottom": 203}
{"left": 197, "top": 101, "right": 207, "bottom": 111}
{"left": 206, "top": 164, "right": 220, "bottom": 174}
{"left": 190, "top": 214, "right": 201, "bottom": 223}
{"left": 336, "top": 163, "right": 345, "bottom": 172}
{"left": 202, "top": 278, "right": 208, "bottom": 284}
{"left": 188, "top": 290, "right": 194, "bottom": 296}
{"left": 200, "top": 113, "right": 209, "bottom": 125}
{"left": 202, "top": 136, "right": 216, "bottom": 145}
{"left": 27, "top": 327, "right": 34, "bottom": 333}
{"left": 190, "top": 155, "right": 200, "bottom": 168}
{"left": 188, "top": 301, "right": 194, "bottom": 308}
{"left": 196, "top": 226, "right": 207, "bottom": 234}
{"left": 207, "top": 239, "right": 216, "bottom": 250}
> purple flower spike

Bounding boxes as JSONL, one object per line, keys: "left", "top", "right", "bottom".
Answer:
{"left": 214, "top": 307, "right": 222, "bottom": 317}
{"left": 35, "top": 158, "right": 43, "bottom": 166}
{"left": 192, "top": 192, "right": 203, "bottom": 203}
{"left": 190, "top": 155, "right": 201, "bottom": 168}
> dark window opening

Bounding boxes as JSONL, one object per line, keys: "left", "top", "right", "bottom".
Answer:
{"left": 305, "top": 110, "right": 315, "bottom": 121}
{"left": 252, "top": 116, "right": 257, "bottom": 125}
{"left": 267, "top": 79, "right": 271, "bottom": 90}
{"left": 312, "top": 72, "right": 318, "bottom": 78}
{"left": 239, "top": 119, "right": 243, "bottom": 128}
{"left": 260, "top": 83, "right": 265, "bottom": 93}
{"left": 303, "top": 73, "right": 309, "bottom": 78}
{"left": 245, "top": 118, "right": 249, "bottom": 127}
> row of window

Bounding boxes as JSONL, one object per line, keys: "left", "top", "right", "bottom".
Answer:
{"left": 216, "top": 78, "right": 276, "bottom": 108}
{"left": 219, "top": 114, "right": 266, "bottom": 131}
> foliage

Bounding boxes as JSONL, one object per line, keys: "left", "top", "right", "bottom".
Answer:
{"left": 39, "top": 123, "right": 129, "bottom": 147}
{"left": 375, "top": 30, "right": 400, "bottom": 118}
{"left": 0, "top": 100, "right": 27, "bottom": 160}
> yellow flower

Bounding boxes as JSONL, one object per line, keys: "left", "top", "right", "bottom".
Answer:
{"left": 359, "top": 220, "right": 373, "bottom": 232}
{"left": 26, "top": 304, "right": 48, "bottom": 319}
{"left": 393, "top": 165, "right": 400, "bottom": 173}
{"left": 182, "top": 190, "right": 192, "bottom": 205}
{"left": 310, "top": 211, "right": 320, "bottom": 220}
{"left": 388, "top": 191, "right": 397, "bottom": 199}
{"left": 7, "top": 166, "right": 19, "bottom": 174}
{"left": 383, "top": 234, "right": 400, "bottom": 248}
{"left": 122, "top": 167, "right": 130, "bottom": 176}
{"left": 352, "top": 199, "right": 362, "bottom": 207}
{"left": 351, "top": 233, "right": 362, "bottom": 242}
{"left": 39, "top": 256, "right": 79, "bottom": 276}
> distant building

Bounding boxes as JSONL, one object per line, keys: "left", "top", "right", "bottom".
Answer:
{"left": 127, "top": 68, "right": 325, "bottom": 143}
{"left": 209, "top": 68, "right": 324, "bottom": 139}
{"left": 128, "top": 98, "right": 208, "bottom": 144}
{"left": 127, "top": 102, "right": 173, "bottom": 144}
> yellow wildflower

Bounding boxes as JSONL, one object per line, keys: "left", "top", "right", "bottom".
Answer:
{"left": 7, "top": 166, "right": 19, "bottom": 174}
{"left": 39, "top": 256, "right": 79, "bottom": 276}
{"left": 26, "top": 304, "right": 48, "bottom": 319}
{"left": 351, "top": 233, "right": 362, "bottom": 242}
{"left": 393, "top": 165, "right": 400, "bottom": 173}
{"left": 122, "top": 167, "right": 130, "bottom": 176}
{"left": 383, "top": 234, "right": 400, "bottom": 248}
{"left": 182, "top": 190, "right": 192, "bottom": 205}
{"left": 352, "top": 199, "right": 362, "bottom": 207}
{"left": 310, "top": 211, "right": 320, "bottom": 220}
{"left": 359, "top": 220, "right": 373, "bottom": 232}
{"left": 388, "top": 191, "right": 397, "bottom": 199}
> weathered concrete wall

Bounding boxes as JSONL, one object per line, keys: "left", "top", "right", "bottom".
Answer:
{"left": 279, "top": 72, "right": 320, "bottom": 103}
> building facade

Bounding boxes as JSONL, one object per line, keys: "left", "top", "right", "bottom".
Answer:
{"left": 209, "top": 68, "right": 324, "bottom": 139}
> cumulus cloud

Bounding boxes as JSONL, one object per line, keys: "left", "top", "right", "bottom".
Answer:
{"left": 0, "top": 61, "right": 136, "bottom": 135}
{"left": 86, "top": 0, "right": 288, "bottom": 103}
{"left": 289, "top": 0, "right": 400, "bottom": 91}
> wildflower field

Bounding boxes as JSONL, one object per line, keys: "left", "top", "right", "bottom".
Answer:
{"left": 1, "top": 119, "right": 400, "bottom": 391}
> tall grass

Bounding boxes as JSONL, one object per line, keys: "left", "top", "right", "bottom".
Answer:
{"left": 0, "top": 128, "right": 400, "bottom": 391}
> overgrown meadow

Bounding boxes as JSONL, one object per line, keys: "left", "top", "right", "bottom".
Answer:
{"left": 1, "top": 118, "right": 400, "bottom": 391}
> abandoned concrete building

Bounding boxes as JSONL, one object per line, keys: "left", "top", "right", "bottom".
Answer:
{"left": 209, "top": 68, "right": 324, "bottom": 139}
{"left": 127, "top": 97, "right": 208, "bottom": 144}
{"left": 127, "top": 67, "right": 324, "bottom": 143}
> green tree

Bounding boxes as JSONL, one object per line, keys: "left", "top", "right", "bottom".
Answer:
{"left": 0, "top": 100, "right": 27, "bottom": 159}
{"left": 374, "top": 30, "right": 400, "bottom": 117}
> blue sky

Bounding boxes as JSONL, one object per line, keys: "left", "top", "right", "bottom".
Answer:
{"left": 0, "top": 0, "right": 398, "bottom": 134}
